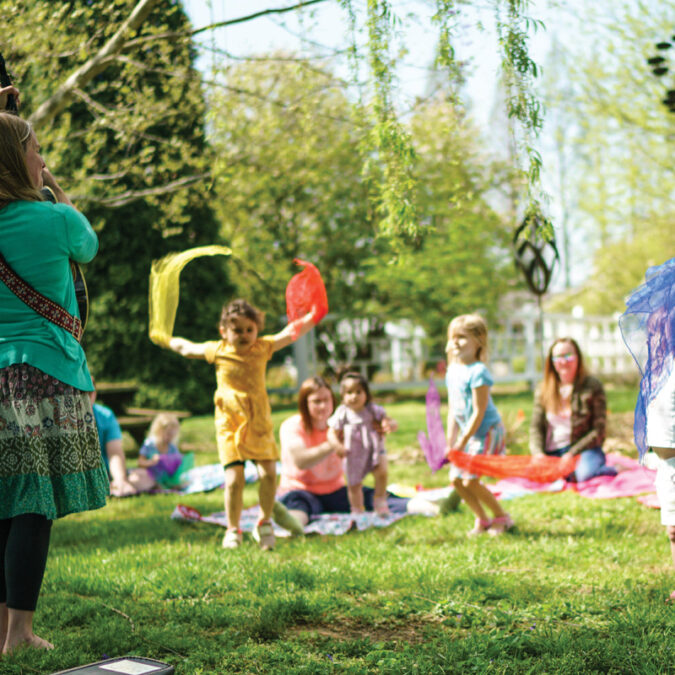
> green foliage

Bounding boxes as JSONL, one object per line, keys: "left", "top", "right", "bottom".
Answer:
{"left": 364, "top": 96, "right": 520, "bottom": 347}
{"left": 3, "top": 0, "right": 234, "bottom": 411}
{"left": 363, "top": 0, "right": 419, "bottom": 249}
{"left": 432, "top": 0, "right": 459, "bottom": 74}
{"left": 541, "top": 1, "right": 674, "bottom": 313}
{"left": 352, "top": 0, "right": 547, "bottom": 241}
{"left": 207, "top": 56, "right": 380, "bottom": 322}
{"left": 495, "top": 0, "right": 546, "bottom": 216}
{"left": 207, "top": 56, "right": 519, "bottom": 358}
{"left": 548, "top": 231, "right": 675, "bottom": 316}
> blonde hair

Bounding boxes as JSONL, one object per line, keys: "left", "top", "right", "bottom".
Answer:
{"left": 149, "top": 412, "right": 180, "bottom": 442}
{"left": 446, "top": 314, "right": 489, "bottom": 362}
{"left": 0, "top": 113, "right": 43, "bottom": 208}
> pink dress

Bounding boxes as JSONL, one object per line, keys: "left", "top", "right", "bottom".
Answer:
{"left": 328, "top": 403, "right": 386, "bottom": 486}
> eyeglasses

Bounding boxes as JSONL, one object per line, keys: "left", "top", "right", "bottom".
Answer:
{"left": 552, "top": 353, "right": 577, "bottom": 363}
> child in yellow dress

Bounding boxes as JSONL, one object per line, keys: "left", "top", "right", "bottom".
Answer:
{"left": 169, "top": 299, "right": 316, "bottom": 550}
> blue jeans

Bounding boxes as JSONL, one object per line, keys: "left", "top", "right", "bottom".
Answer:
{"left": 279, "top": 487, "right": 409, "bottom": 520}
{"left": 546, "top": 446, "right": 617, "bottom": 483}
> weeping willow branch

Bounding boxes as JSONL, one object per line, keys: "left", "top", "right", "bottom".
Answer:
{"left": 495, "top": 0, "right": 548, "bottom": 231}
{"left": 346, "top": 0, "right": 546, "bottom": 244}
{"left": 432, "top": 0, "right": 461, "bottom": 89}
{"left": 363, "top": 0, "right": 418, "bottom": 249}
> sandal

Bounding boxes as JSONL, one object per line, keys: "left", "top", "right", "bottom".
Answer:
{"left": 489, "top": 513, "right": 515, "bottom": 536}
{"left": 467, "top": 517, "right": 492, "bottom": 537}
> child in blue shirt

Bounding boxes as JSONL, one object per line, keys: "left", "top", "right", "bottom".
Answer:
{"left": 446, "top": 314, "right": 514, "bottom": 536}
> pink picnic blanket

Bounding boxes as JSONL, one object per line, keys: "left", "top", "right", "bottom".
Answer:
{"left": 490, "top": 453, "right": 658, "bottom": 505}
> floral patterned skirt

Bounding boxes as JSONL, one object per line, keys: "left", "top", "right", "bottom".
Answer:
{"left": 0, "top": 363, "right": 109, "bottom": 520}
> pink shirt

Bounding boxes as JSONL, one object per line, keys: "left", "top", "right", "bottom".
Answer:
{"left": 545, "top": 409, "right": 572, "bottom": 451}
{"left": 278, "top": 414, "right": 345, "bottom": 495}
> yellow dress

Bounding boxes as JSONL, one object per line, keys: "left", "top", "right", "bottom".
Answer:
{"left": 204, "top": 336, "right": 278, "bottom": 465}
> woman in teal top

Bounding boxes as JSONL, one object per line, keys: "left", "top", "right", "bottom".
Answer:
{"left": 0, "top": 112, "right": 108, "bottom": 653}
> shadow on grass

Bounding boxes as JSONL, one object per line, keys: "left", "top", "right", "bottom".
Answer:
{"left": 51, "top": 512, "right": 218, "bottom": 551}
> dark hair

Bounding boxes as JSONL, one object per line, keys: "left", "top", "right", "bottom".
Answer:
{"left": 540, "top": 337, "right": 588, "bottom": 412}
{"left": 298, "top": 376, "right": 335, "bottom": 432}
{"left": 220, "top": 298, "right": 264, "bottom": 331}
{"left": 339, "top": 371, "right": 372, "bottom": 404}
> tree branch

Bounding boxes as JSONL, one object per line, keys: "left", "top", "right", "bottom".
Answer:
{"left": 71, "top": 85, "right": 172, "bottom": 146}
{"left": 192, "top": 0, "right": 330, "bottom": 36}
{"left": 28, "top": 0, "right": 163, "bottom": 129}
{"left": 124, "top": 0, "right": 331, "bottom": 50}
{"left": 80, "top": 173, "right": 209, "bottom": 208}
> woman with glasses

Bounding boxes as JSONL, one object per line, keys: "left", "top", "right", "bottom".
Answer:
{"left": 529, "top": 337, "right": 617, "bottom": 482}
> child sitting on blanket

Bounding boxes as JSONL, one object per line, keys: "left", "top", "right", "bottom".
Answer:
{"left": 327, "top": 372, "right": 398, "bottom": 516}
{"left": 138, "top": 413, "right": 190, "bottom": 489}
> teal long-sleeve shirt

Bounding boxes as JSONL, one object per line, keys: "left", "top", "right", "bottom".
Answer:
{"left": 0, "top": 200, "right": 98, "bottom": 391}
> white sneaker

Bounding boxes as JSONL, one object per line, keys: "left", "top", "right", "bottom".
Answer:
{"left": 252, "top": 520, "right": 275, "bottom": 551}
{"left": 222, "top": 528, "right": 243, "bottom": 549}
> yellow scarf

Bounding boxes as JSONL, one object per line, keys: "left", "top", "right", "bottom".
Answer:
{"left": 149, "top": 245, "right": 232, "bottom": 347}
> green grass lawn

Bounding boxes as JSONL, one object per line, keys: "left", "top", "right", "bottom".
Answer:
{"left": 5, "top": 388, "right": 674, "bottom": 674}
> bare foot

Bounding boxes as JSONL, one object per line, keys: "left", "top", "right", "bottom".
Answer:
{"left": 3, "top": 633, "right": 54, "bottom": 654}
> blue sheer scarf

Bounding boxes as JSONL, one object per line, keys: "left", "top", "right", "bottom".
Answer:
{"left": 619, "top": 257, "right": 675, "bottom": 460}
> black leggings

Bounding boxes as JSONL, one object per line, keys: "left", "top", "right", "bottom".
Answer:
{"left": 0, "top": 513, "right": 53, "bottom": 611}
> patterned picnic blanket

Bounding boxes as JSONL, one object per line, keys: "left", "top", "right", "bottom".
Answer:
{"left": 171, "top": 502, "right": 414, "bottom": 537}
{"left": 170, "top": 454, "right": 660, "bottom": 538}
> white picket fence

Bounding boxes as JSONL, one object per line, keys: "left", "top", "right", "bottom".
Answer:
{"left": 489, "top": 309, "right": 637, "bottom": 386}
{"left": 289, "top": 309, "right": 638, "bottom": 391}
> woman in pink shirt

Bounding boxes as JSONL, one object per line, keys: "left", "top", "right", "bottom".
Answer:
{"left": 276, "top": 377, "right": 408, "bottom": 530}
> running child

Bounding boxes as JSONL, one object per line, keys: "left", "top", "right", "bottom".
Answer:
{"left": 169, "top": 299, "right": 316, "bottom": 550}
{"left": 445, "top": 314, "right": 514, "bottom": 536}
{"left": 327, "top": 372, "right": 398, "bottom": 515}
